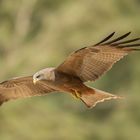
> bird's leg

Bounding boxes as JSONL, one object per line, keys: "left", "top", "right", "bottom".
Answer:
{"left": 71, "top": 93, "right": 78, "bottom": 99}
{"left": 71, "top": 89, "right": 81, "bottom": 99}
{"left": 75, "top": 90, "right": 81, "bottom": 98}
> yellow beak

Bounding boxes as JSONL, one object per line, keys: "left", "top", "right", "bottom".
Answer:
{"left": 33, "top": 79, "right": 37, "bottom": 84}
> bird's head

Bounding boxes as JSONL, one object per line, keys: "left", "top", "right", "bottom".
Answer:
{"left": 33, "top": 67, "right": 55, "bottom": 84}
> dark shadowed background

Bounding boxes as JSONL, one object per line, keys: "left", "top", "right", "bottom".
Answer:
{"left": 0, "top": 0, "right": 140, "bottom": 140}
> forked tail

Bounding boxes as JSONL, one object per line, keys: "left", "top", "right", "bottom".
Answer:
{"left": 80, "top": 87, "right": 123, "bottom": 108}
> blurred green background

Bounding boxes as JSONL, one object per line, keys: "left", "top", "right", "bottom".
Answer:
{"left": 0, "top": 0, "right": 140, "bottom": 140}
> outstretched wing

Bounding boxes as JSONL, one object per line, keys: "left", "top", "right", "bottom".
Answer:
{"left": 0, "top": 76, "right": 55, "bottom": 105}
{"left": 56, "top": 32, "right": 140, "bottom": 82}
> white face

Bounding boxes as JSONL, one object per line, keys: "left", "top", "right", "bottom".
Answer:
{"left": 33, "top": 67, "right": 55, "bottom": 83}
{"left": 33, "top": 72, "right": 44, "bottom": 81}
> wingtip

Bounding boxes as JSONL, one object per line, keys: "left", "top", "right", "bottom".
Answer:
{"left": 127, "top": 31, "right": 131, "bottom": 34}
{"left": 125, "top": 31, "right": 131, "bottom": 37}
{"left": 108, "top": 32, "right": 116, "bottom": 37}
{"left": 111, "top": 31, "right": 116, "bottom": 35}
{"left": 94, "top": 32, "right": 116, "bottom": 46}
{"left": 123, "top": 31, "right": 131, "bottom": 36}
{"left": 94, "top": 32, "right": 133, "bottom": 46}
{"left": 104, "top": 32, "right": 132, "bottom": 45}
{"left": 112, "top": 37, "right": 140, "bottom": 46}
{"left": 123, "top": 31, "right": 132, "bottom": 37}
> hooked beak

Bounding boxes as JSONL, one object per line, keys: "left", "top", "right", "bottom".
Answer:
{"left": 33, "top": 79, "right": 37, "bottom": 84}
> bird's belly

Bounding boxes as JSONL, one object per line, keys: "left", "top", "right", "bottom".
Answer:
{"left": 47, "top": 77, "right": 85, "bottom": 94}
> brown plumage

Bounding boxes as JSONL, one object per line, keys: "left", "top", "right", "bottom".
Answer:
{"left": 0, "top": 32, "right": 140, "bottom": 108}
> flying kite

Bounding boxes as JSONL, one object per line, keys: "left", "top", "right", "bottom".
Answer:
{"left": 0, "top": 32, "right": 140, "bottom": 108}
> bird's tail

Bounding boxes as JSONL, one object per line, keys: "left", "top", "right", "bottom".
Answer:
{"left": 80, "top": 87, "right": 123, "bottom": 108}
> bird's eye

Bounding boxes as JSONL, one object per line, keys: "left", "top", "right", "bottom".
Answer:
{"left": 36, "top": 75, "right": 41, "bottom": 79}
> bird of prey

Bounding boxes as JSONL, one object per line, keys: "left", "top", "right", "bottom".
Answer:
{"left": 0, "top": 32, "right": 140, "bottom": 108}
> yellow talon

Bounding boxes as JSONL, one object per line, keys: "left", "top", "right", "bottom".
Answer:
{"left": 75, "top": 90, "right": 81, "bottom": 98}
{"left": 71, "top": 90, "right": 81, "bottom": 99}
{"left": 71, "top": 94, "right": 78, "bottom": 99}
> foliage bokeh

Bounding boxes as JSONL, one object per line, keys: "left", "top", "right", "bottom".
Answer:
{"left": 0, "top": 0, "right": 140, "bottom": 140}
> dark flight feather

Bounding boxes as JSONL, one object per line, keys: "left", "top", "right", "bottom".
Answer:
{"left": 94, "top": 32, "right": 115, "bottom": 46}
{"left": 103, "top": 32, "right": 131, "bottom": 45}
{"left": 112, "top": 38, "right": 140, "bottom": 46}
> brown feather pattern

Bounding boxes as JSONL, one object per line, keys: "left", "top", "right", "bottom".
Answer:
{"left": 0, "top": 76, "right": 55, "bottom": 105}
{"left": 0, "top": 32, "right": 140, "bottom": 107}
{"left": 56, "top": 32, "right": 140, "bottom": 82}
